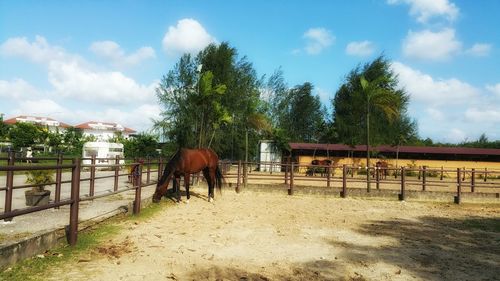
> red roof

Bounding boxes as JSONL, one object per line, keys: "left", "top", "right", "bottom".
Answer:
{"left": 289, "top": 143, "right": 500, "bottom": 156}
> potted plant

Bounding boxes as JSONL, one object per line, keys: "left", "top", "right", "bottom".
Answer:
{"left": 25, "top": 169, "right": 54, "bottom": 206}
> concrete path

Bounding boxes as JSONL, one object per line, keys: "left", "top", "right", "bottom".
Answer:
{"left": 0, "top": 171, "right": 157, "bottom": 242}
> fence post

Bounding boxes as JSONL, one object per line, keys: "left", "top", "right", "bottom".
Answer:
{"left": 422, "top": 166, "right": 427, "bottom": 191}
{"left": 55, "top": 153, "right": 63, "bottom": 209}
{"left": 90, "top": 155, "right": 96, "bottom": 197}
{"left": 440, "top": 166, "right": 444, "bottom": 181}
{"left": 454, "top": 168, "right": 462, "bottom": 204}
{"left": 133, "top": 163, "right": 142, "bottom": 215}
{"left": 375, "top": 165, "right": 380, "bottom": 190}
{"left": 341, "top": 164, "right": 347, "bottom": 198}
{"left": 327, "top": 165, "right": 331, "bottom": 188}
{"left": 4, "top": 151, "right": 14, "bottom": 222}
{"left": 146, "top": 157, "right": 151, "bottom": 184}
{"left": 399, "top": 167, "right": 406, "bottom": 201}
{"left": 68, "top": 158, "right": 81, "bottom": 246}
{"left": 243, "top": 161, "right": 248, "bottom": 187}
{"left": 471, "top": 168, "right": 475, "bottom": 193}
{"left": 484, "top": 168, "right": 487, "bottom": 182}
{"left": 288, "top": 163, "right": 294, "bottom": 195}
{"left": 284, "top": 162, "right": 289, "bottom": 185}
{"left": 113, "top": 156, "right": 119, "bottom": 192}
{"left": 236, "top": 160, "right": 241, "bottom": 193}
{"left": 366, "top": 166, "right": 371, "bottom": 193}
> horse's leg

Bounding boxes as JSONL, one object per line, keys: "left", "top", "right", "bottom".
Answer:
{"left": 184, "top": 174, "right": 190, "bottom": 203}
{"left": 209, "top": 168, "right": 216, "bottom": 201}
{"left": 202, "top": 168, "right": 213, "bottom": 202}
{"left": 175, "top": 175, "right": 181, "bottom": 203}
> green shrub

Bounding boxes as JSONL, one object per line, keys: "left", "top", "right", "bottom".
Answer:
{"left": 25, "top": 170, "right": 54, "bottom": 192}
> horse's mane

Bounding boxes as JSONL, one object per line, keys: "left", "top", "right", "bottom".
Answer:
{"left": 158, "top": 149, "right": 183, "bottom": 186}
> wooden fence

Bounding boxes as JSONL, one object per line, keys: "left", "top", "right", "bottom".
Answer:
{"left": 0, "top": 152, "right": 164, "bottom": 245}
{"left": 1, "top": 155, "right": 499, "bottom": 246}
{"left": 221, "top": 161, "right": 500, "bottom": 203}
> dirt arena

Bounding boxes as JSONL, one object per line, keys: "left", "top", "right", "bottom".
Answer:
{"left": 43, "top": 188, "right": 499, "bottom": 281}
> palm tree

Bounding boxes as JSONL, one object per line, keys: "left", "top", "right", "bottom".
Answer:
{"left": 357, "top": 75, "right": 401, "bottom": 192}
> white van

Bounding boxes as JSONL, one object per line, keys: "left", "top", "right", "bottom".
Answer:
{"left": 82, "top": 142, "right": 125, "bottom": 166}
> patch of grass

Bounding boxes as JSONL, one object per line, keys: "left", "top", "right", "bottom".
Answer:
{"left": 0, "top": 223, "right": 120, "bottom": 281}
{"left": 0, "top": 199, "right": 173, "bottom": 281}
{"left": 127, "top": 199, "right": 172, "bottom": 222}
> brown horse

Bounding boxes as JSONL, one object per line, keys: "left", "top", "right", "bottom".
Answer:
{"left": 375, "top": 161, "right": 388, "bottom": 179}
{"left": 308, "top": 159, "right": 332, "bottom": 177}
{"left": 153, "top": 148, "right": 223, "bottom": 203}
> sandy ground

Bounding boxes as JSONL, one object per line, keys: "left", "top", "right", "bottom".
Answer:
{"left": 39, "top": 187, "right": 500, "bottom": 281}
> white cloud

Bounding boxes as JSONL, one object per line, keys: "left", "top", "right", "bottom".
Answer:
{"left": 303, "top": 28, "right": 335, "bottom": 55}
{"left": 47, "top": 60, "right": 157, "bottom": 105}
{"left": 0, "top": 35, "right": 160, "bottom": 133}
{"left": 465, "top": 43, "right": 492, "bottom": 57}
{"left": 444, "top": 128, "right": 466, "bottom": 143}
{"left": 90, "top": 40, "right": 155, "bottom": 66}
{"left": 426, "top": 107, "right": 444, "bottom": 121}
{"left": 0, "top": 35, "right": 73, "bottom": 64}
{"left": 345, "top": 41, "right": 375, "bottom": 57}
{"left": 162, "top": 18, "right": 216, "bottom": 56}
{"left": 391, "top": 61, "right": 478, "bottom": 105}
{"left": 315, "top": 87, "right": 331, "bottom": 105}
{"left": 17, "top": 99, "right": 68, "bottom": 116}
{"left": 465, "top": 108, "right": 500, "bottom": 123}
{"left": 486, "top": 83, "right": 500, "bottom": 98}
{"left": 0, "top": 78, "right": 40, "bottom": 99}
{"left": 391, "top": 61, "right": 500, "bottom": 142}
{"left": 387, "top": 0, "right": 459, "bottom": 23}
{"left": 402, "top": 28, "right": 461, "bottom": 61}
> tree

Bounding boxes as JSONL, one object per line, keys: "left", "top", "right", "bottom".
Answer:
{"left": 332, "top": 56, "right": 416, "bottom": 191}
{"left": 62, "top": 127, "right": 85, "bottom": 156}
{"left": 155, "top": 42, "right": 266, "bottom": 160}
{"left": 8, "top": 122, "right": 43, "bottom": 150}
{"left": 270, "top": 82, "right": 325, "bottom": 143}
{"left": 0, "top": 115, "right": 9, "bottom": 141}
{"left": 263, "top": 69, "right": 332, "bottom": 153}
{"left": 123, "top": 134, "right": 159, "bottom": 158}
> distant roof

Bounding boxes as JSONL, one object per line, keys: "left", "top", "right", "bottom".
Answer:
{"left": 75, "top": 121, "right": 136, "bottom": 133}
{"left": 289, "top": 143, "right": 500, "bottom": 156}
{"left": 3, "top": 115, "right": 71, "bottom": 128}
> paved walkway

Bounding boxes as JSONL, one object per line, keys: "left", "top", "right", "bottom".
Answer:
{"left": 0, "top": 171, "right": 157, "bottom": 243}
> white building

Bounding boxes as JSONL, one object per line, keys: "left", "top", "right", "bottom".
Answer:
{"left": 3, "top": 115, "right": 71, "bottom": 133}
{"left": 259, "top": 140, "right": 282, "bottom": 172}
{"left": 75, "top": 121, "right": 136, "bottom": 141}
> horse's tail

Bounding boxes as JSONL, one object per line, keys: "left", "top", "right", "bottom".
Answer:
{"left": 215, "top": 165, "right": 224, "bottom": 193}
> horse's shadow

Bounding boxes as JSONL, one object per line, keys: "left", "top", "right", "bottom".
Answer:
{"left": 163, "top": 188, "right": 209, "bottom": 203}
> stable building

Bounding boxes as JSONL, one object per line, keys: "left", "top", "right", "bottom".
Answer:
{"left": 287, "top": 143, "right": 500, "bottom": 171}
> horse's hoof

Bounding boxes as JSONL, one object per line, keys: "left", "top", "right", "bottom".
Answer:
{"left": 185, "top": 199, "right": 189, "bottom": 204}
{"left": 208, "top": 197, "right": 213, "bottom": 203}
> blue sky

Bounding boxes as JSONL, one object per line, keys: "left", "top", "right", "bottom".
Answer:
{"left": 1, "top": 0, "right": 499, "bottom": 143}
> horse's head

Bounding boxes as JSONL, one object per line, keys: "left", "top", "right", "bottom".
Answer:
{"left": 153, "top": 183, "right": 163, "bottom": 203}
